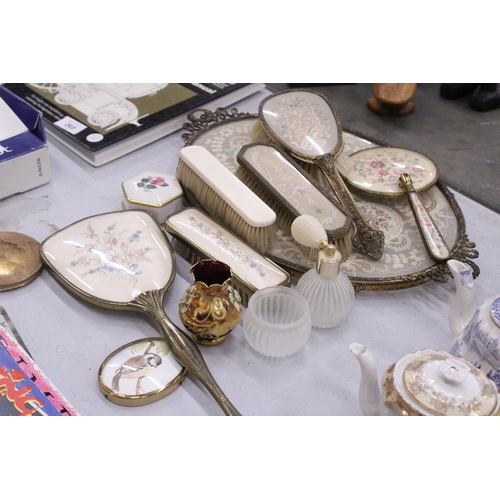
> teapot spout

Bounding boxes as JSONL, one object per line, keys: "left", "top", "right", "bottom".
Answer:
{"left": 349, "top": 343, "right": 387, "bottom": 416}
{"left": 447, "top": 260, "right": 475, "bottom": 339}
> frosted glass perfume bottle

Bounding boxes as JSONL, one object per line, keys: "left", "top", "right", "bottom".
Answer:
{"left": 291, "top": 215, "right": 355, "bottom": 328}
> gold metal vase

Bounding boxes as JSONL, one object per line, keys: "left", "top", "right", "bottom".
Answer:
{"left": 179, "top": 260, "right": 242, "bottom": 345}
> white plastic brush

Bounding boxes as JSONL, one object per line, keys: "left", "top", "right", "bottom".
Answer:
{"left": 177, "top": 145, "right": 277, "bottom": 254}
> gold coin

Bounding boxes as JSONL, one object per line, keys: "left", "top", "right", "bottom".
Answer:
{"left": 0, "top": 232, "right": 43, "bottom": 291}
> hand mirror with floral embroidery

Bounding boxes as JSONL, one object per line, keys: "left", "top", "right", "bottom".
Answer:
{"left": 347, "top": 147, "right": 450, "bottom": 262}
{"left": 40, "top": 210, "right": 240, "bottom": 415}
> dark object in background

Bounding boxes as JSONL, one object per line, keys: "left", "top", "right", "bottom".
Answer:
{"left": 287, "top": 83, "right": 356, "bottom": 88}
{"left": 469, "top": 84, "right": 500, "bottom": 112}
{"left": 440, "top": 83, "right": 480, "bottom": 99}
{"left": 440, "top": 83, "right": 500, "bottom": 112}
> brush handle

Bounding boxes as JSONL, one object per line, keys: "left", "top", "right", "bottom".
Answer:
{"left": 400, "top": 173, "right": 450, "bottom": 262}
{"left": 134, "top": 290, "right": 241, "bottom": 416}
{"left": 316, "top": 155, "right": 385, "bottom": 261}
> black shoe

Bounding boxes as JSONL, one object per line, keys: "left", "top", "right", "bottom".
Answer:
{"left": 440, "top": 83, "right": 479, "bottom": 99}
{"left": 469, "top": 84, "right": 500, "bottom": 111}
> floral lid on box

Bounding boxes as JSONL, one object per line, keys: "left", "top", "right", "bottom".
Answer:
{"left": 122, "top": 171, "right": 182, "bottom": 208}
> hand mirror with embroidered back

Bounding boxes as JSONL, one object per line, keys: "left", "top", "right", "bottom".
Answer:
{"left": 40, "top": 210, "right": 240, "bottom": 415}
{"left": 347, "top": 146, "right": 450, "bottom": 262}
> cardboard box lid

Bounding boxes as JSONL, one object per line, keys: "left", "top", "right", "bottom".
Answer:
{"left": 0, "top": 85, "right": 47, "bottom": 163}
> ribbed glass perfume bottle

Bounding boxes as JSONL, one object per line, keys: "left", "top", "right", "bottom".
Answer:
{"left": 292, "top": 215, "right": 355, "bottom": 328}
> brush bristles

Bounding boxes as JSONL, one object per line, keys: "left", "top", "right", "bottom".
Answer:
{"left": 235, "top": 168, "right": 295, "bottom": 237}
{"left": 295, "top": 159, "right": 331, "bottom": 188}
{"left": 336, "top": 228, "right": 354, "bottom": 257}
{"left": 297, "top": 242, "right": 321, "bottom": 261}
{"left": 172, "top": 237, "right": 198, "bottom": 265}
{"left": 237, "top": 166, "right": 354, "bottom": 259}
{"left": 251, "top": 121, "right": 277, "bottom": 144}
{"left": 296, "top": 228, "right": 354, "bottom": 261}
{"left": 177, "top": 159, "right": 275, "bottom": 254}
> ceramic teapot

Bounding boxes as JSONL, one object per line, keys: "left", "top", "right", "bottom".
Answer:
{"left": 349, "top": 343, "right": 499, "bottom": 416}
{"left": 448, "top": 259, "right": 500, "bottom": 391}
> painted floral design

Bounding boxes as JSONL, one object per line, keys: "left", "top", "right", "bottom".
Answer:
{"left": 461, "top": 267, "right": 474, "bottom": 286}
{"left": 404, "top": 354, "right": 497, "bottom": 416}
{"left": 69, "top": 222, "right": 153, "bottom": 285}
{"left": 178, "top": 278, "right": 242, "bottom": 340}
{"left": 179, "top": 285, "right": 196, "bottom": 314}
{"left": 351, "top": 149, "right": 431, "bottom": 189}
{"left": 136, "top": 176, "right": 169, "bottom": 192}
{"left": 228, "top": 285, "right": 243, "bottom": 311}
{"left": 492, "top": 297, "right": 500, "bottom": 325}
{"left": 451, "top": 307, "right": 500, "bottom": 391}
{"left": 187, "top": 215, "right": 268, "bottom": 278}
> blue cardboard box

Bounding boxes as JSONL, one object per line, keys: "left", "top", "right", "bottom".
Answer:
{"left": 0, "top": 85, "right": 51, "bottom": 200}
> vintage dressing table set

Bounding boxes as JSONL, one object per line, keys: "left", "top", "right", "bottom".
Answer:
{"left": 1, "top": 86, "right": 498, "bottom": 416}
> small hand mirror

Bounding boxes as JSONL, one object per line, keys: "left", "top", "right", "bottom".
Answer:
{"left": 348, "top": 147, "right": 450, "bottom": 262}
{"left": 258, "top": 89, "right": 385, "bottom": 260}
{"left": 40, "top": 210, "right": 240, "bottom": 415}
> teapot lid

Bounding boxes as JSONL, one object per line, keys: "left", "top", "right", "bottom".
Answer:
{"left": 401, "top": 352, "right": 498, "bottom": 416}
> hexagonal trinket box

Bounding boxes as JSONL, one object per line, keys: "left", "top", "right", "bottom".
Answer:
{"left": 122, "top": 171, "right": 184, "bottom": 222}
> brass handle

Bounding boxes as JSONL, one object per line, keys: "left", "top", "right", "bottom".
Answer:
{"left": 159, "top": 314, "right": 241, "bottom": 416}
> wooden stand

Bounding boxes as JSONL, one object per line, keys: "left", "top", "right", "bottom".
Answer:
{"left": 367, "top": 84, "right": 417, "bottom": 116}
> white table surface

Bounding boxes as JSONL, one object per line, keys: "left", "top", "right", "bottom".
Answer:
{"left": 2, "top": 88, "right": 499, "bottom": 417}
